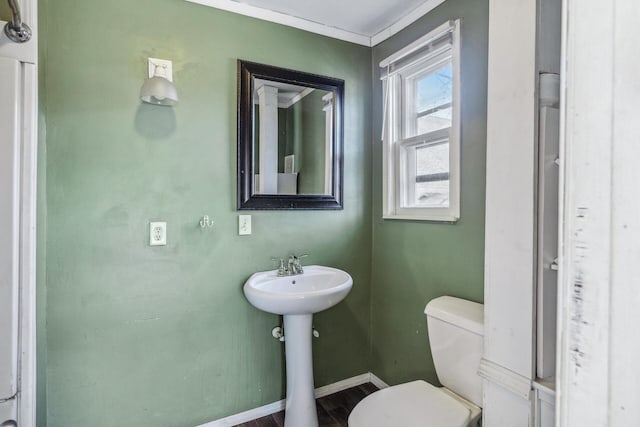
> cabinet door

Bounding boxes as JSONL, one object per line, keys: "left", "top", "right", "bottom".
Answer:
{"left": 0, "top": 56, "right": 21, "bottom": 407}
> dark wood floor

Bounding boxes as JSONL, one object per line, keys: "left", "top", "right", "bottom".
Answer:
{"left": 233, "top": 382, "right": 379, "bottom": 427}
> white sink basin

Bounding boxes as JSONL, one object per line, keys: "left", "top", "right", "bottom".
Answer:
{"left": 244, "top": 265, "right": 353, "bottom": 426}
{"left": 243, "top": 265, "right": 353, "bottom": 315}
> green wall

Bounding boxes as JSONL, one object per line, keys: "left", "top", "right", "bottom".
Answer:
{"left": 0, "top": 3, "right": 11, "bottom": 21}
{"left": 370, "top": 0, "right": 488, "bottom": 385}
{"left": 37, "top": 0, "right": 50, "bottom": 422}
{"left": 40, "top": 0, "right": 489, "bottom": 425}
{"left": 41, "top": 0, "right": 371, "bottom": 426}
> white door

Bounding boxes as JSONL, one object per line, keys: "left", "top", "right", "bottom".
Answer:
{"left": 0, "top": 55, "right": 21, "bottom": 426}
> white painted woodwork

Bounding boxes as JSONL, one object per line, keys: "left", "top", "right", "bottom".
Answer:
{"left": 185, "top": 0, "right": 446, "bottom": 47}
{"left": 380, "top": 20, "right": 461, "bottom": 222}
{"left": 18, "top": 61, "right": 38, "bottom": 427}
{"left": 557, "top": 0, "right": 640, "bottom": 425}
{"left": 483, "top": 0, "right": 539, "bottom": 424}
{"left": 0, "top": 1, "right": 38, "bottom": 425}
{"left": 484, "top": 0, "right": 537, "bottom": 375}
{"left": 484, "top": 1, "right": 562, "bottom": 423}
{"left": 478, "top": 359, "right": 531, "bottom": 401}
{"left": 533, "top": 381, "right": 555, "bottom": 427}
{"left": 0, "top": 57, "right": 37, "bottom": 427}
{"left": 257, "top": 85, "right": 278, "bottom": 194}
{"left": 0, "top": 57, "right": 21, "bottom": 422}
{"left": 482, "top": 381, "right": 532, "bottom": 427}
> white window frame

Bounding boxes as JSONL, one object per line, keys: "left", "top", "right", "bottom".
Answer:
{"left": 381, "top": 20, "right": 461, "bottom": 222}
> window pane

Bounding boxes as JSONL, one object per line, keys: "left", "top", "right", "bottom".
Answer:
{"left": 417, "top": 63, "right": 452, "bottom": 113}
{"left": 405, "top": 62, "right": 452, "bottom": 137}
{"left": 415, "top": 142, "right": 449, "bottom": 207}
{"left": 417, "top": 107, "right": 452, "bottom": 134}
{"left": 417, "top": 142, "right": 448, "bottom": 175}
{"left": 415, "top": 180, "right": 450, "bottom": 207}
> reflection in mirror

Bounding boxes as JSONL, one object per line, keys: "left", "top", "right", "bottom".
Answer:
{"left": 237, "top": 60, "right": 344, "bottom": 210}
{"left": 253, "top": 79, "right": 333, "bottom": 196}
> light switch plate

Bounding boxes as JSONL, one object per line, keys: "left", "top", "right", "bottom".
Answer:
{"left": 150, "top": 221, "right": 167, "bottom": 246}
{"left": 238, "top": 215, "right": 251, "bottom": 235}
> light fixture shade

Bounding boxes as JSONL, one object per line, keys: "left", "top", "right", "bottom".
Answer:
{"left": 140, "top": 75, "right": 178, "bottom": 106}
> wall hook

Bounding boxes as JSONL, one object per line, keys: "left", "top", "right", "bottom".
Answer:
{"left": 199, "top": 215, "right": 214, "bottom": 229}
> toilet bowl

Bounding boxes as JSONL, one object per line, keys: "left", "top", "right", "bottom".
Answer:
{"left": 349, "top": 380, "right": 481, "bottom": 427}
{"left": 349, "top": 296, "right": 484, "bottom": 427}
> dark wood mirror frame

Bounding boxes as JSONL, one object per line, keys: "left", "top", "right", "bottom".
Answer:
{"left": 237, "top": 60, "right": 345, "bottom": 210}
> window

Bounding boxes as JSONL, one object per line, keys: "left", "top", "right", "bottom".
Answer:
{"left": 381, "top": 20, "right": 461, "bottom": 221}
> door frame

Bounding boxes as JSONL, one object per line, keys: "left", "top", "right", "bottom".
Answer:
{"left": 1, "top": 0, "right": 38, "bottom": 424}
{"left": 557, "top": 0, "right": 640, "bottom": 425}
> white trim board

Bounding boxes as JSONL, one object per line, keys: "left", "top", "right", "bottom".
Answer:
{"left": 196, "top": 372, "right": 389, "bottom": 427}
{"left": 478, "top": 358, "right": 532, "bottom": 400}
{"left": 556, "top": 0, "right": 640, "bottom": 425}
{"left": 184, "top": 0, "right": 446, "bottom": 47}
{"left": 0, "top": 0, "right": 38, "bottom": 422}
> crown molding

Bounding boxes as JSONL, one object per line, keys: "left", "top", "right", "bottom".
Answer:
{"left": 185, "top": 0, "right": 370, "bottom": 46}
{"left": 370, "top": 0, "right": 447, "bottom": 46}
{"left": 184, "top": 0, "right": 447, "bottom": 47}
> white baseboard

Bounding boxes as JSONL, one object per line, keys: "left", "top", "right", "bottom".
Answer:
{"left": 313, "top": 372, "right": 371, "bottom": 399}
{"left": 197, "top": 372, "right": 387, "bottom": 427}
{"left": 369, "top": 372, "right": 390, "bottom": 390}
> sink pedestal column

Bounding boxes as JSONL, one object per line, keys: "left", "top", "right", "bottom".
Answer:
{"left": 283, "top": 314, "right": 318, "bottom": 427}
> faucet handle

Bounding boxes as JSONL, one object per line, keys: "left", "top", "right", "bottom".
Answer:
{"left": 271, "top": 257, "right": 287, "bottom": 276}
{"left": 289, "top": 253, "right": 307, "bottom": 274}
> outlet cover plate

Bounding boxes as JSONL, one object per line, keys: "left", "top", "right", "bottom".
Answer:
{"left": 150, "top": 221, "right": 167, "bottom": 246}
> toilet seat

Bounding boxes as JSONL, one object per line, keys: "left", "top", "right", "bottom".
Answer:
{"left": 348, "top": 380, "right": 473, "bottom": 427}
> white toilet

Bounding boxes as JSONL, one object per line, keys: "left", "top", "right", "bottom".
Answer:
{"left": 349, "top": 296, "right": 484, "bottom": 427}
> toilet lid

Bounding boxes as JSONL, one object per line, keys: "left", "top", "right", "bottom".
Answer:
{"left": 349, "top": 381, "right": 471, "bottom": 427}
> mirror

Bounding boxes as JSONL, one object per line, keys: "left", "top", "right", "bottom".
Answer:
{"left": 237, "top": 60, "right": 344, "bottom": 210}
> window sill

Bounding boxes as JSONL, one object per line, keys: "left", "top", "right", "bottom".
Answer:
{"left": 382, "top": 213, "right": 459, "bottom": 223}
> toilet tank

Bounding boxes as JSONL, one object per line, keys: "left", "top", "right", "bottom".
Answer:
{"left": 425, "top": 296, "right": 484, "bottom": 407}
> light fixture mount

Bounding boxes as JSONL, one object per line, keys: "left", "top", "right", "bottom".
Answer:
{"left": 147, "top": 57, "right": 173, "bottom": 81}
{"left": 140, "top": 57, "right": 178, "bottom": 106}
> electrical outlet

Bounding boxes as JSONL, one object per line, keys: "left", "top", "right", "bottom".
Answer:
{"left": 149, "top": 221, "right": 167, "bottom": 246}
{"left": 238, "top": 215, "right": 251, "bottom": 235}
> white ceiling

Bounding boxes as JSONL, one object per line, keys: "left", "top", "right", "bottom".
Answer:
{"left": 185, "top": 0, "right": 447, "bottom": 46}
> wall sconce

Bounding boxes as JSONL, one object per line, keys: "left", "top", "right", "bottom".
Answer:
{"left": 140, "top": 58, "right": 178, "bottom": 106}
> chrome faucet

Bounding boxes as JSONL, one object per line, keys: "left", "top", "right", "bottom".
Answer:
{"left": 272, "top": 254, "right": 308, "bottom": 276}
{"left": 288, "top": 254, "right": 308, "bottom": 275}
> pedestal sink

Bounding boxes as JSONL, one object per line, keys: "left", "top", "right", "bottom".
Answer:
{"left": 244, "top": 265, "right": 353, "bottom": 427}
